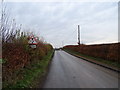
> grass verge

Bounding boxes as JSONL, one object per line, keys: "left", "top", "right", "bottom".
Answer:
{"left": 3, "top": 50, "right": 54, "bottom": 88}
{"left": 63, "top": 49, "right": 120, "bottom": 69}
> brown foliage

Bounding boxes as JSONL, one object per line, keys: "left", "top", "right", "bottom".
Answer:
{"left": 2, "top": 40, "right": 53, "bottom": 83}
{"left": 63, "top": 43, "right": 119, "bottom": 62}
{"left": 3, "top": 43, "right": 29, "bottom": 71}
{"left": 2, "top": 43, "right": 30, "bottom": 81}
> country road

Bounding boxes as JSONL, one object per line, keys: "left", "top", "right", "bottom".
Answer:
{"left": 43, "top": 50, "right": 118, "bottom": 88}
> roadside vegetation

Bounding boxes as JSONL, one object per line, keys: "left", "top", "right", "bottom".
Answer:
{"left": 63, "top": 43, "right": 120, "bottom": 69}
{"left": 2, "top": 37, "right": 53, "bottom": 88}
{"left": 1, "top": 1, "right": 54, "bottom": 88}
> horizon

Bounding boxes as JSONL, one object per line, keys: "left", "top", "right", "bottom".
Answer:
{"left": 1, "top": 1, "right": 118, "bottom": 48}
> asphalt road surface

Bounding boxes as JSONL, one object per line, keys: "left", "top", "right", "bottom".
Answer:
{"left": 43, "top": 50, "right": 118, "bottom": 88}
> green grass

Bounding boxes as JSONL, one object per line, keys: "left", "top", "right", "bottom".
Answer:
{"left": 0, "top": 58, "right": 7, "bottom": 64}
{"left": 0, "top": 59, "right": 2, "bottom": 64}
{"left": 3, "top": 50, "right": 54, "bottom": 88}
{"left": 64, "top": 49, "right": 120, "bottom": 68}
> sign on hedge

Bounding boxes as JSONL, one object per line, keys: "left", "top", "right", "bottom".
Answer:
{"left": 28, "top": 37, "right": 37, "bottom": 48}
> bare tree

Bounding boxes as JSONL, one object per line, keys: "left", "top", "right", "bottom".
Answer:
{"left": 0, "top": 0, "right": 20, "bottom": 43}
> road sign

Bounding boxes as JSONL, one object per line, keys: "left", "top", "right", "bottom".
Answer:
{"left": 28, "top": 37, "right": 37, "bottom": 48}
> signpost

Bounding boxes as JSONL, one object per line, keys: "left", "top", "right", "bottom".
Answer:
{"left": 28, "top": 36, "right": 37, "bottom": 48}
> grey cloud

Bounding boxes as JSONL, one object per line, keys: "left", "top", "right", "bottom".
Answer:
{"left": 5, "top": 2, "right": 118, "bottom": 48}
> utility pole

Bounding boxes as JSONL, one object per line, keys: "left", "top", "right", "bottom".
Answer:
{"left": 78, "top": 25, "right": 80, "bottom": 45}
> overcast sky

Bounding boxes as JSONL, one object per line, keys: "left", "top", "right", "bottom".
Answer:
{"left": 4, "top": 1, "right": 118, "bottom": 48}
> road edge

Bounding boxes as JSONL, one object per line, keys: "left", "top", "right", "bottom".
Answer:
{"left": 63, "top": 50, "right": 120, "bottom": 73}
{"left": 39, "top": 50, "right": 55, "bottom": 88}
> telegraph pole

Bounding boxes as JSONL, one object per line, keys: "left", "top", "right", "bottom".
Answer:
{"left": 78, "top": 25, "right": 80, "bottom": 45}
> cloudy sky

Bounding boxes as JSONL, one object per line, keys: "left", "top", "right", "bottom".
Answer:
{"left": 3, "top": 0, "right": 118, "bottom": 48}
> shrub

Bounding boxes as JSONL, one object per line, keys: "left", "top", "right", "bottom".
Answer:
{"left": 63, "top": 43, "right": 120, "bottom": 62}
{"left": 2, "top": 34, "right": 53, "bottom": 87}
